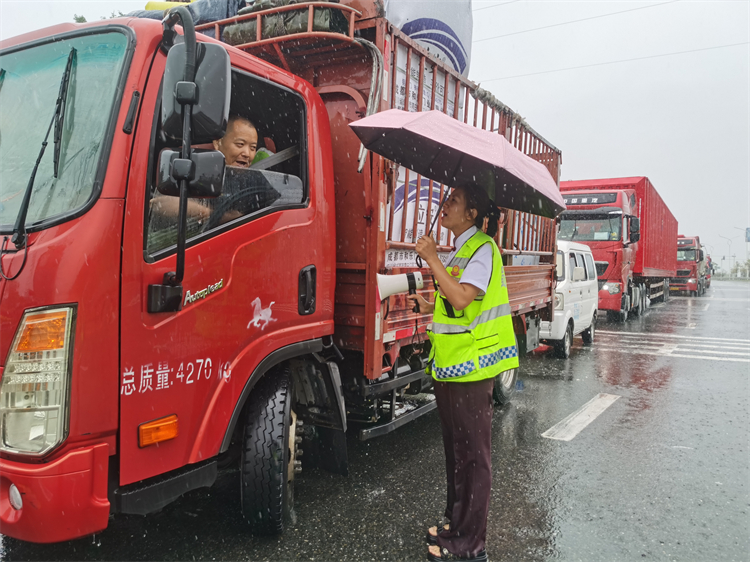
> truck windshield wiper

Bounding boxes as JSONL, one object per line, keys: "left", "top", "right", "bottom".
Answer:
{"left": 1, "top": 48, "right": 76, "bottom": 281}
{"left": 54, "top": 50, "right": 76, "bottom": 177}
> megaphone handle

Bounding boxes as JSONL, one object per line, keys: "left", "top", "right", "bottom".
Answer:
{"left": 409, "top": 288, "right": 420, "bottom": 313}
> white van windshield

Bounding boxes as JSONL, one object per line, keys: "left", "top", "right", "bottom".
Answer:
{"left": 0, "top": 32, "right": 129, "bottom": 232}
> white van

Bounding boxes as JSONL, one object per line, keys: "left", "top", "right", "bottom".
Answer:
{"left": 540, "top": 240, "right": 598, "bottom": 358}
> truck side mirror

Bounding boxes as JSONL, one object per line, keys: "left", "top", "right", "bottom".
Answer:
{"left": 629, "top": 216, "right": 640, "bottom": 243}
{"left": 157, "top": 149, "right": 225, "bottom": 198}
{"left": 573, "top": 266, "right": 586, "bottom": 281}
{"left": 162, "top": 42, "right": 231, "bottom": 144}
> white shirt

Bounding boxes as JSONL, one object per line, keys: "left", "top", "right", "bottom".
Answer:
{"left": 445, "top": 226, "right": 493, "bottom": 294}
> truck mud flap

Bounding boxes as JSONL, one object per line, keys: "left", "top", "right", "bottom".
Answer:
{"left": 359, "top": 400, "right": 437, "bottom": 441}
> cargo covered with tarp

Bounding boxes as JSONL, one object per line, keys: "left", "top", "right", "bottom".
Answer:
{"left": 223, "top": 0, "right": 348, "bottom": 45}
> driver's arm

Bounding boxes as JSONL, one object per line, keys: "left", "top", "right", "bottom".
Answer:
{"left": 150, "top": 195, "right": 211, "bottom": 221}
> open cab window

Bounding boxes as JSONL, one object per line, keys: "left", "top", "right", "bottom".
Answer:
{"left": 145, "top": 67, "right": 307, "bottom": 258}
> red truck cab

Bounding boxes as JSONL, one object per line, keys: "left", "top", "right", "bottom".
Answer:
{"left": 672, "top": 235, "right": 708, "bottom": 296}
{"left": 557, "top": 188, "right": 640, "bottom": 318}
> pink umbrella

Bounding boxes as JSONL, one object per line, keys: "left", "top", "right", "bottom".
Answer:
{"left": 350, "top": 109, "right": 565, "bottom": 218}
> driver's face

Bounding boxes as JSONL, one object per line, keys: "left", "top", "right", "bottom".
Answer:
{"left": 213, "top": 119, "right": 258, "bottom": 168}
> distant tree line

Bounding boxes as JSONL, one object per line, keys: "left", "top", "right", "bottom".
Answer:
{"left": 73, "top": 11, "right": 125, "bottom": 23}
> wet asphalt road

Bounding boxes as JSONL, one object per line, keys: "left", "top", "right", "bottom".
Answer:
{"left": 2, "top": 279, "right": 749, "bottom": 562}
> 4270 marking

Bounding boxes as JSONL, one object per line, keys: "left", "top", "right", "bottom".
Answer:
{"left": 121, "top": 357, "right": 230, "bottom": 396}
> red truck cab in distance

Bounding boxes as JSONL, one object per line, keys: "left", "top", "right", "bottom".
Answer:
{"left": 672, "top": 235, "right": 708, "bottom": 296}
{"left": 559, "top": 177, "right": 677, "bottom": 321}
{"left": 0, "top": 2, "right": 562, "bottom": 543}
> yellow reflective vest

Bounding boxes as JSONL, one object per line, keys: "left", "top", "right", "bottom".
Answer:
{"left": 427, "top": 230, "right": 519, "bottom": 382}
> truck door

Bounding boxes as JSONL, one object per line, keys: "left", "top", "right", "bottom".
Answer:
{"left": 118, "top": 55, "right": 328, "bottom": 486}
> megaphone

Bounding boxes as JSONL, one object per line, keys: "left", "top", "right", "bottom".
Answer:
{"left": 376, "top": 272, "right": 424, "bottom": 312}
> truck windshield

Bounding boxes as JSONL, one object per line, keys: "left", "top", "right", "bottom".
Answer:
{"left": 677, "top": 249, "right": 697, "bottom": 261}
{"left": 0, "top": 32, "right": 129, "bottom": 232}
{"left": 558, "top": 216, "right": 622, "bottom": 242}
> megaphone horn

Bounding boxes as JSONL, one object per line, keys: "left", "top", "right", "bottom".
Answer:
{"left": 376, "top": 272, "right": 424, "bottom": 312}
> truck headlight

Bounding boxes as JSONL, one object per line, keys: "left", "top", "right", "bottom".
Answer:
{"left": 602, "top": 283, "right": 621, "bottom": 294}
{"left": 1, "top": 307, "right": 75, "bottom": 456}
{"left": 555, "top": 293, "right": 564, "bottom": 310}
{"left": 688, "top": 278, "right": 696, "bottom": 283}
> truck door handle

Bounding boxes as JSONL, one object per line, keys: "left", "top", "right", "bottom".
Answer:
{"left": 298, "top": 265, "right": 316, "bottom": 315}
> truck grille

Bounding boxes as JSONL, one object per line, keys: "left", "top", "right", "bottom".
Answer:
{"left": 595, "top": 262, "right": 609, "bottom": 277}
{"left": 677, "top": 269, "right": 691, "bottom": 277}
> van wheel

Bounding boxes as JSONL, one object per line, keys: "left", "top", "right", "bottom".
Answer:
{"left": 554, "top": 323, "right": 573, "bottom": 359}
{"left": 582, "top": 313, "right": 596, "bottom": 345}
{"left": 240, "top": 366, "right": 298, "bottom": 535}
{"left": 493, "top": 368, "right": 518, "bottom": 406}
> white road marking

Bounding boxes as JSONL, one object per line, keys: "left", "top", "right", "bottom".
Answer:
{"left": 687, "top": 323, "right": 697, "bottom": 329}
{"left": 542, "top": 393, "right": 620, "bottom": 441}
{"left": 598, "top": 330, "right": 750, "bottom": 344}
{"left": 659, "top": 343, "right": 679, "bottom": 355}
{"left": 703, "top": 304, "right": 710, "bottom": 311}
{"left": 595, "top": 345, "right": 750, "bottom": 363}
{"left": 604, "top": 334, "right": 750, "bottom": 347}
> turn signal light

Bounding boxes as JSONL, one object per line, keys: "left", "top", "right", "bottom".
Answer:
{"left": 139, "top": 415, "right": 178, "bottom": 448}
{"left": 14, "top": 311, "right": 68, "bottom": 352}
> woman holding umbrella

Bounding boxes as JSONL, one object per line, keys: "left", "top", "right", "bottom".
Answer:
{"left": 408, "top": 183, "right": 519, "bottom": 562}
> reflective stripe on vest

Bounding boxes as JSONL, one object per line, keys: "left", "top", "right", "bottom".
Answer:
{"left": 432, "top": 345, "right": 518, "bottom": 380}
{"left": 431, "top": 302, "right": 512, "bottom": 334}
{"left": 427, "top": 230, "right": 519, "bottom": 383}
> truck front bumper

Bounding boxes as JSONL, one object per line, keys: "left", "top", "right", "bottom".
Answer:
{"left": 670, "top": 280, "right": 697, "bottom": 292}
{"left": 0, "top": 443, "right": 110, "bottom": 543}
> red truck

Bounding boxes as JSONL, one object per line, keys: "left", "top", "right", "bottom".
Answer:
{"left": 559, "top": 177, "right": 677, "bottom": 321}
{"left": 672, "top": 235, "right": 708, "bottom": 296}
{"left": 0, "top": 3, "right": 562, "bottom": 543}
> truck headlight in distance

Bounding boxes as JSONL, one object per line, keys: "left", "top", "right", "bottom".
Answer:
{"left": 602, "top": 283, "right": 621, "bottom": 294}
{"left": 555, "top": 293, "right": 564, "bottom": 310}
{"left": 0, "top": 307, "right": 75, "bottom": 456}
{"left": 688, "top": 278, "right": 696, "bottom": 283}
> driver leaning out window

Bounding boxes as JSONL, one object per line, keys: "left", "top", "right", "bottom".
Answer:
{"left": 150, "top": 115, "right": 263, "bottom": 225}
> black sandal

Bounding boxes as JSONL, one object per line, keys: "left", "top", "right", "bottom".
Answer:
{"left": 425, "top": 519, "right": 451, "bottom": 545}
{"left": 426, "top": 546, "right": 488, "bottom": 562}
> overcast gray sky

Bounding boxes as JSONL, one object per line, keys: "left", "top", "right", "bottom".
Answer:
{"left": 1, "top": 0, "right": 748, "bottom": 267}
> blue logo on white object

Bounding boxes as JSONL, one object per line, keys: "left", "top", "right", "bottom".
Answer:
{"left": 400, "top": 18, "right": 469, "bottom": 74}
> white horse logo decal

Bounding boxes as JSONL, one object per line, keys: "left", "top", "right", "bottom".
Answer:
{"left": 247, "top": 298, "right": 276, "bottom": 331}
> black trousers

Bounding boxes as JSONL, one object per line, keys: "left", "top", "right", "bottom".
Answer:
{"left": 434, "top": 377, "right": 495, "bottom": 558}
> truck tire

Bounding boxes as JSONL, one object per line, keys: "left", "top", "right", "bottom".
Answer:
{"left": 582, "top": 312, "right": 596, "bottom": 345}
{"left": 493, "top": 368, "right": 517, "bottom": 406}
{"left": 240, "top": 366, "right": 298, "bottom": 535}
{"left": 554, "top": 323, "right": 573, "bottom": 358}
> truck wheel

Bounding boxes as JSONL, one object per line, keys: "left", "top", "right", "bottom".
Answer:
{"left": 493, "top": 367, "right": 517, "bottom": 406}
{"left": 582, "top": 313, "right": 596, "bottom": 345}
{"left": 240, "top": 366, "right": 299, "bottom": 535}
{"left": 554, "top": 323, "right": 573, "bottom": 359}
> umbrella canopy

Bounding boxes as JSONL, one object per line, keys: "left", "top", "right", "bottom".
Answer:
{"left": 350, "top": 109, "right": 565, "bottom": 218}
